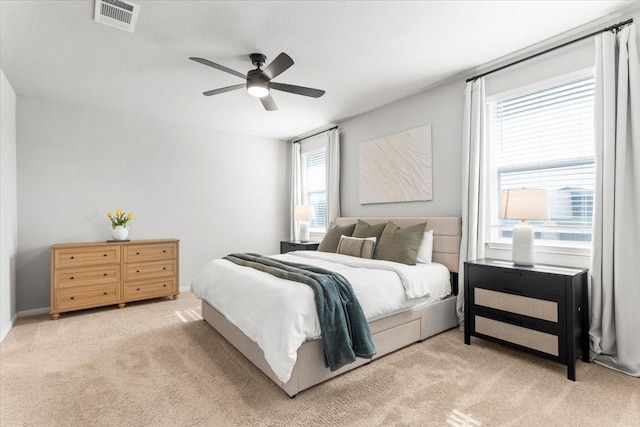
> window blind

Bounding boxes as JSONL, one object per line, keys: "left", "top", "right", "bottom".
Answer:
{"left": 302, "top": 149, "right": 327, "bottom": 230}
{"left": 488, "top": 74, "right": 595, "bottom": 243}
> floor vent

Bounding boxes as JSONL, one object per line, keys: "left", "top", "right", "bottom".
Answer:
{"left": 94, "top": 0, "right": 140, "bottom": 33}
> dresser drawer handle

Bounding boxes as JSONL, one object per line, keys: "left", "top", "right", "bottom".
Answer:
{"left": 103, "top": 273, "right": 107, "bottom": 276}
{"left": 163, "top": 267, "right": 166, "bottom": 270}
{"left": 163, "top": 250, "right": 167, "bottom": 253}
{"left": 136, "top": 288, "right": 140, "bottom": 291}
{"left": 136, "top": 252, "right": 140, "bottom": 255}
{"left": 103, "top": 292, "right": 108, "bottom": 295}
{"left": 163, "top": 284, "right": 167, "bottom": 287}
{"left": 70, "top": 256, "right": 75, "bottom": 259}
{"left": 70, "top": 277, "right": 74, "bottom": 280}
{"left": 70, "top": 296, "right": 75, "bottom": 300}
{"left": 136, "top": 270, "right": 140, "bottom": 273}
{"left": 103, "top": 254, "right": 107, "bottom": 257}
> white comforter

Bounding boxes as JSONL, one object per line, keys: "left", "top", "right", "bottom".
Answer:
{"left": 190, "top": 251, "right": 451, "bottom": 383}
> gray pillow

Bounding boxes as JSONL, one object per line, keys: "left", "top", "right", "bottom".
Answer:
{"left": 352, "top": 220, "right": 387, "bottom": 243}
{"left": 336, "top": 236, "right": 376, "bottom": 259}
{"left": 317, "top": 222, "right": 356, "bottom": 253}
{"left": 374, "top": 221, "right": 427, "bottom": 265}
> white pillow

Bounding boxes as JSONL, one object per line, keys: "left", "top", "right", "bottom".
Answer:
{"left": 416, "top": 229, "right": 434, "bottom": 264}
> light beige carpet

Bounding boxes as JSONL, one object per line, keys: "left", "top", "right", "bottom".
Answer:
{"left": 1, "top": 292, "right": 638, "bottom": 427}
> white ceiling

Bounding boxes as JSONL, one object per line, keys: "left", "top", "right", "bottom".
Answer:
{"left": 0, "top": 1, "right": 635, "bottom": 140}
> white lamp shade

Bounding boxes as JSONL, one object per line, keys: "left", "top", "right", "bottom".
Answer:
{"left": 294, "top": 204, "right": 315, "bottom": 221}
{"left": 499, "top": 188, "right": 548, "bottom": 221}
{"left": 499, "top": 188, "right": 548, "bottom": 267}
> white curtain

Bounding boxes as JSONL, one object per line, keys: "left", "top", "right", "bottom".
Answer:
{"left": 326, "top": 128, "right": 341, "bottom": 226}
{"left": 457, "top": 78, "right": 488, "bottom": 328}
{"left": 290, "top": 142, "right": 302, "bottom": 240}
{"left": 590, "top": 24, "right": 640, "bottom": 377}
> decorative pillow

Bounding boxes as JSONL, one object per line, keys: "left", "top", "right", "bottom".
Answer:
{"left": 336, "top": 236, "right": 376, "bottom": 259}
{"left": 416, "top": 229, "right": 434, "bottom": 264}
{"left": 317, "top": 222, "right": 356, "bottom": 253}
{"left": 352, "top": 220, "right": 387, "bottom": 246}
{"left": 374, "top": 222, "right": 427, "bottom": 265}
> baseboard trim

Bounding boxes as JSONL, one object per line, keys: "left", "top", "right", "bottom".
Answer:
{"left": 18, "top": 307, "right": 50, "bottom": 318}
{"left": 0, "top": 313, "right": 18, "bottom": 343}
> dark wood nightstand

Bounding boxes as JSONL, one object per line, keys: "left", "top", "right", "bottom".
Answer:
{"left": 464, "top": 258, "right": 589, "bottom": 380}
{"left": 280, "top": 240, "right": 320, "bottom": 254}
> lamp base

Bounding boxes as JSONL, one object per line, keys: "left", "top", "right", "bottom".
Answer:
{"left": 512, "top": 222, "right": 535, "bottom": 266}
{"left": 299, "top": 221, "right": 310, "bottom": 242}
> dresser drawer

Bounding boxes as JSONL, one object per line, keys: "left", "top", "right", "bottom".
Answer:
{"left": 55, "top": 265, "right": 120, "bottom": 289}
{"left": 124, "top": 243, "right": 177, "bottom": 263}
{"left": 124, "top": 260, "right": 176, "bottom": 282}
{"left": 474, "top": 314, "right": 559, "bottom": 357}
{"left": 467, "top": 264, "right": 565, "bottom": 297}
{"left": 474, "top": 287, "right": 558, "bottom": 322}
{"left": 124, "top": 278, "right": 176, "bottom": 301}
{"left": 56, "top": 284, "right": 121, "bottom": 311}
{"left": 54, "top": 245, "right": 121, "bottom": 268}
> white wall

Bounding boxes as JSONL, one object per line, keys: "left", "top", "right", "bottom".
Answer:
{"left": 16, "top": 97, "right": 289, "bottom": 312}
{"left": 1, "top": 69, "right": 18, "bottom": 341}
{"left": 338, "top": 78, "right": 466, "bottom": 218}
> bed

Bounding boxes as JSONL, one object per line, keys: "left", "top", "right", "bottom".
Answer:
{"left": 192, "top": 216, "right": 461, "bottom": 397}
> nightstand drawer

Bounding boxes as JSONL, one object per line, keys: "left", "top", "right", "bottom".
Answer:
{"left": 474, "top": 287, "right": 558, "bottom": 322}
{"left": 280, "top": 241, "right": 320, "bottom": 254}
{"left": 467, "top": 264, "right": 565, "bottom": 297}
{"left": 475, "top": 315, "right": 559, "bottom": 356}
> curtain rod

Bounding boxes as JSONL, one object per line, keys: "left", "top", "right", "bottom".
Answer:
{"left": 293, "top": 126, "right": 338, "bottom": 144}
{"left": 466, "top": 18, "right": 633, "bottom": 83}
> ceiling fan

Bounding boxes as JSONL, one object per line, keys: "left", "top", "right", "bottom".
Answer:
{"left": 189, "top": 52, "right": 325, "bottom": 111}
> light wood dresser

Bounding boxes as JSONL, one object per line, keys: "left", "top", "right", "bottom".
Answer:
{"left": 50, "top": 239, "right": 179, "bottom": 320}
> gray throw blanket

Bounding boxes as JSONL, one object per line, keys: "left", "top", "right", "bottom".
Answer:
{"left": 223, "top": 253, "right": 376, "bottom": 372}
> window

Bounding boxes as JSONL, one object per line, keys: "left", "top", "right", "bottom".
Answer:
{"left": 487, "top": 72, "right": 595, "bottom": 246}
{"left": 301, "top": 148, "right": 327, "bottom": 232}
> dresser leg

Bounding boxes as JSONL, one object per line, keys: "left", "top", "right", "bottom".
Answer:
{"left": 118, "top": 303, "right": 126, "bottom": 309}
{"left": 568, "top": 362, "right": 576, "bottom": 381}
{"left": 172, "top": 294, "right": 179, "bottom": 300}
{"left": 51, "top": 313, "right": 60, "bottom": 320}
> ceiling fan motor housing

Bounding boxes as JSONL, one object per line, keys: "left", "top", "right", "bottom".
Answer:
{"left": 249, "top": 53, "right": 267, "bottom": 68}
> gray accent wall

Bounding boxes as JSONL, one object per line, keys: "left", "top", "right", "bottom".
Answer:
{"left": 16, "top": 97, "right": 289, "bottom": 312}
{"left": 338, "top": 78, "right": 466, "bottom": 218}
{"left": 1, "top": 69, "right": 18, "bottom": 341}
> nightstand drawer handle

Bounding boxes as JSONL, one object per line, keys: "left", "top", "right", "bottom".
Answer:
{"left": 503, "top": 288, "right": 523, "bottom": 295}
{"left": 504, "top": 317, "right": 524, "bottom": 327}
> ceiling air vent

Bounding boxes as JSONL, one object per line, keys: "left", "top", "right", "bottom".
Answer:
{"left": 94, "top": 0, "right": 140, "bottom": 33}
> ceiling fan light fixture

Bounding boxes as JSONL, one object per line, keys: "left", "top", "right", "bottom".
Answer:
{"left": 247, "top": 80, "right": 269, "bottom": 98}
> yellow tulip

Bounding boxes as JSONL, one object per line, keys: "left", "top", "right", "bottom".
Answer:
{"left": 107, "top": 212, "right": 112, "bottom": 218}
{"left": 116, "top": 209, "right": 123, "bottom": 217}
{"left": 126, "top": 213, "right": 132, "bottom": 220}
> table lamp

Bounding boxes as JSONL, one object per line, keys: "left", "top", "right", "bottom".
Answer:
{"left": 294, "top": 204, "right": 315, "bottom": 242}
{"left": 499, "top": 188, "right": 548, "bottom": 266}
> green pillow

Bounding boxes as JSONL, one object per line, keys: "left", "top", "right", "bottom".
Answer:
{"left": 374, "top": 222, "right": 427, "bottom": 265}
{"left": 352, "top": 220, "right": 387, "bottom": 242}
{"left": 317, "top": 222, "right": 356, "bottom": 253}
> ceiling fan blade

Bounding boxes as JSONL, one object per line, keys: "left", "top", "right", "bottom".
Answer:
{"left": 270, "top": 82, "right": 325, "bottom": 98}
{"left": 202, "top": 84, "right": 245, "bottom": 96}
{"left": 261, "top": 52, "right": 294, "bottom": 80}
{"left": 260, "top": 95, "right": 278, "bottom": 111}
{"left": 189, "top": 57, "right": 246, "bottom": 80}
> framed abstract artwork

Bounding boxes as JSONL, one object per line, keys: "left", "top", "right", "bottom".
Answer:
{"left": 359, "top": 124, "right": 432, "bottom": 204}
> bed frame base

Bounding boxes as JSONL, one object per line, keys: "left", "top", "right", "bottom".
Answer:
{"left": 202, "top": 296, "right": 458, "bottom": 397}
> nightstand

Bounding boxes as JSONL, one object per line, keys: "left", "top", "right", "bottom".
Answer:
{"left": 280, "top": 240, "right": 319, "bottom": 254}
{"left": 464, "top": 258, "right": 589, "bottom": 380}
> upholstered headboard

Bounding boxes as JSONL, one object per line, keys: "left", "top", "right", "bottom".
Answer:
{"left": 334, "top": 217, "right": 462, "bottom": 273}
